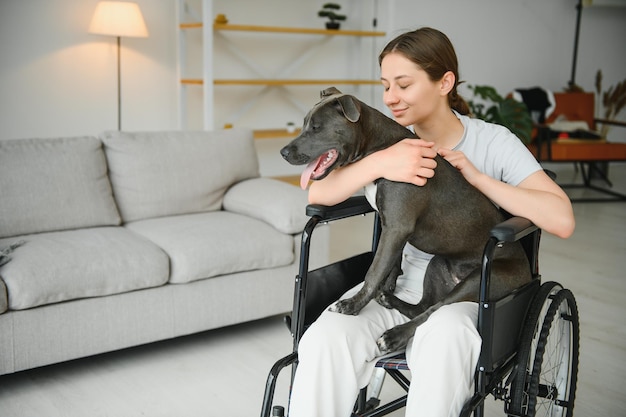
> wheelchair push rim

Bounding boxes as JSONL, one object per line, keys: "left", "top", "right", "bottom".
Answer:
{"left": 509, "top": 282, "right": 580, "bottom": 417}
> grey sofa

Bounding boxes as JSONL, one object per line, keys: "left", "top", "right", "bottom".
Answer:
{"left": 0, "top": 129, "right": 328, "bottom": 375}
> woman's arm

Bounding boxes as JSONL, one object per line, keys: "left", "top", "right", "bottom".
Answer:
{"left": 438, "top": 148, "right": 575, "bottom": 239}
{"left": 308, "top": 139, "right": 437, "bottom": 205}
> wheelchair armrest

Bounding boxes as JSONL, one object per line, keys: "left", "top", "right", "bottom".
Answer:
{"left": 305, "top": 195, "right": 374, "bottom": 222}
{"left": 490, "top": 216, "right": 538, "bottom": 243}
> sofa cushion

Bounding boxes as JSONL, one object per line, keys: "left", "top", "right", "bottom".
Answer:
{"left": 0, "top": 137, "right": 121, "bottom": 238}
{"left": 223, "top": 177, "right": 309, "bottom": 234}
{"left": 0, "top": 228, "right": 170, "bottom": 310}
{"left": 100, "top": 129, "right": 260, "bottom": 222}
{"left": 125, "top": 211, "right": 294, "bottom": 284}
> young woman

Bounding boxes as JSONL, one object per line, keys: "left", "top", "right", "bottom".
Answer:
{"left": 288, "top": 27, "right": 575, "bottom": 417}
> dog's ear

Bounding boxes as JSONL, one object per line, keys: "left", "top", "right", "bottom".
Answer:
{"left": 320, "top": 87, "right": 342, "bottom": 98}
{"left": 336, "top": 95, "right": 361, "bottom": 123}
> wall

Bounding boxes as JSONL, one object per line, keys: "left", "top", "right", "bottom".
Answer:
{"left": 0, "top": 0, "right": 178, "bottom": 138}
{"left": 389, "top": 0, "right": 626, "bottom": 136}
{"left": 1, "top": 0, "right": 624, "bottom": 172}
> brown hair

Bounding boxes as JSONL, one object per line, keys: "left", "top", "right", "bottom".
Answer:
{"left": 379, "top": 27, "right": 470, "bottom": 115}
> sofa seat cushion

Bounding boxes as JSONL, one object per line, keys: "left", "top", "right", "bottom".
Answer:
{"left": 0, "top": 136, "right": 121, "bottom": 238}
{"left": 125, "top": 211, "right": 294, "bottom": 284}
{"left": 0, "top": 228, "right": 169, "bottom": 310}
{"left": 101, "top": 129, "right": 260, "bottom": 222}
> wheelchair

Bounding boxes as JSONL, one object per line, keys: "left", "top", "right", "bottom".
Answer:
{"left": 261, "top": 195, "right": 579, "bottom": 417}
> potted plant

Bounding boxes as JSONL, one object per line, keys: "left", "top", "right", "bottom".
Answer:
{"left": 467, "top": 85, "right": 533, "bottom": 144}
{"left": 318, "top": 3, "right": 346, "bottom": 30}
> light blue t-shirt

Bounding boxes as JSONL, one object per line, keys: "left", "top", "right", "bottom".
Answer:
{"left": 364, "top": 112, "right": 542, "bottom": 294}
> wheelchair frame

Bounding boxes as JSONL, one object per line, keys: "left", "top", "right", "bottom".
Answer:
{"left": 261, "top": 196, "right": 579, "bottom": 417}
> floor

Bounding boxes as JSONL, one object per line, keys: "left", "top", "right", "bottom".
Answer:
{"left": 0, "top": 163, "right": 624, "bottom": 417}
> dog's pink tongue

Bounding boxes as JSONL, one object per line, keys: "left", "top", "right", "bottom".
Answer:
{"left": 300, "top": 157, "right": 321, "bottom": 190}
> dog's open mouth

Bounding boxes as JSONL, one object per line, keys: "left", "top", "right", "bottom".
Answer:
{"left": 300, "top": 149, "right": 338, "bottom": 189}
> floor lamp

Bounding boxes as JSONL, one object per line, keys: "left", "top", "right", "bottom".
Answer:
{"left": 89, "top": 1, "right": 149, "bottom": 131}
{"left": 569, "top": 0, "right": 584, "bottom": 91}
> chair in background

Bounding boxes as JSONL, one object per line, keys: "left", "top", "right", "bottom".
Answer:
{"left": 528, "top": 91, "right": 626, "bottom": 202}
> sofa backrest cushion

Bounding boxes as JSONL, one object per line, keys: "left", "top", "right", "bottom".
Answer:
{"left": 100, "top": 129, "right": 260, "bottom": 222}
{"left": 0, "top": 136, "right": 121, "bottom": 238}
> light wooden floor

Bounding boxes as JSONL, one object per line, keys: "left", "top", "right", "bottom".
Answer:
{"left": 0, "top": 163, "right": 624, "bottom": 417}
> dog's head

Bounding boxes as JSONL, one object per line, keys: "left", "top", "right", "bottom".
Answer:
{"left": 281, "top": 87, "right": 365, "bottom": 189}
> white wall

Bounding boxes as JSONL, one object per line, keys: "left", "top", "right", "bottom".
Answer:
{"left": 0, "top": 0, "right": 177, "bottom": 138}
{"left": 1, "top": 0, "right": 624, "bottom": 145}
{"left": 388, "top": 0, "right": 626, "bottom": 131}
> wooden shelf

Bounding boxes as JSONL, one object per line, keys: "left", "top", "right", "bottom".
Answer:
{"left": 253, "top": 128, "right": 301, "bottom": 139}
{"left": 176, "top": 0, "right": 383, "bottom": 130}
{"left": 181, "top": 79, "right": 380, "bottom": 86}
{"left": 180, "top": 22, "right": 385, "bottom": 37}
{"left": 271, "top": 174, "right": 301, "bottom": 187}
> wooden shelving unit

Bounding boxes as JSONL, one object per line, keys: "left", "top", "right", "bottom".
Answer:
{"left": 181, "top": 78, "right": 381, "bottom": 86}
{"left": 182, "top": 22, "right": 384, "bottom": 37}
{"left": 253, "top": 128, "right": 301, "bottom": 139}
{"left": 176, "top": 0, "right": 385, "bottom": 185}
{"left": 176, "top": 0, "right": 386, "bottom": 131}
{"left": 271, "top": 174, "right": 301, "bottom": 187}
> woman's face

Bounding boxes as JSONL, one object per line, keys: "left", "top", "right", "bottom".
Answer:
{"left": 380, "top": 52, "right": 443, "bottom": 127}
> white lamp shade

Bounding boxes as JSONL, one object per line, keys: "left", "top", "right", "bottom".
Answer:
{"left": 89, "top": 1, "right": 148, "bottom": 38}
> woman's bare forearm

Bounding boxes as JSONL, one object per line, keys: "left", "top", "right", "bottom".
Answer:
{"left": 308, "top": 139, "right": 437, "bottom": 205}
{"left": 308, "top": 156, "right": 381, "bottom": 205}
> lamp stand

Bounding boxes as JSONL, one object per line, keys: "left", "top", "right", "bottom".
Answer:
{"left": 88, "top": 1, "right": 148, "bottom": 130}
{"left": 569, "top": 0, "right": 583, "bottom": 90}
{"left": 116, "top": 36, "right": 121, "bottom": 131}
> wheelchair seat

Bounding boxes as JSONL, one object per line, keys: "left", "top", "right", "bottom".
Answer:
{"left": 261, "top": 195, "right": 579, "bottom": 417}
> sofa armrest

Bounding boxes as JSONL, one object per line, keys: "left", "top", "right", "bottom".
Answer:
{"left": 223, "top": 177, "right": 310, "bottom": 234}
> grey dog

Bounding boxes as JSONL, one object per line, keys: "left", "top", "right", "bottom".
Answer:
{"left": 280, "top": 87, "right": 530, "bottom": 354}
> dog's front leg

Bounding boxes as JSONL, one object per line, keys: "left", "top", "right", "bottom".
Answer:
{"left": 378, "top": 278, "right": 475, "bottom": 352}
{"left": 377, "top": 267, "right": 482, "bottom": 353}
{"left": 330, "top": 232, "right": 407, "bottom": 316}
{"left": 376, "top": 305, "right": 438, "bottom": 353}
{"left": 377, "top": 256, "right": 453, "bottom": 317}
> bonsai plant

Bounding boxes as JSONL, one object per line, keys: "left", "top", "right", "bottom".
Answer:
{"left": 466, "top": 85, "right": 533, "bottom": 144}
{"left": 318, "top": 3, "right": 346, "bottom": 30}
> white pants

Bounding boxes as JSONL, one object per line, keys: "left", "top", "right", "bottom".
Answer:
{"left": 288, "top": 283, "right": 481, "bottom": 417}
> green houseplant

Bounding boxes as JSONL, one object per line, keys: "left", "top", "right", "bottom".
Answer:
{"left": 318, "top": 3, "right": 346, "bottom": 30}
{"left": 467, "top": 85, "right": 533, "bottom": 144}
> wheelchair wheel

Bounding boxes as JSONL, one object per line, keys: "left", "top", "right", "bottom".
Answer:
{"left": 509, "top": 282, "right": 580, "bottom": 417}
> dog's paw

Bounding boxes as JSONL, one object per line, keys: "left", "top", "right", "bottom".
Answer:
{"left": 377, "top": 327, "right": 410, "bottom": 354}
{"left": 376, "top": 292, "right": 395, "bottom": 310}
{"left": 329, "top": 299, "right": 361, "bottom": 315}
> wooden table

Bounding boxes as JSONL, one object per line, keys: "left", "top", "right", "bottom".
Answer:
{"left": 527, "top": 139, "right": 626, "bottom": 202}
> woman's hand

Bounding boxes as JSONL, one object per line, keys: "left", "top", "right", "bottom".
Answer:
{"left": 437, "top": 148, "right": 482, "bottom": 186}
{"left": 376, "top": 139, "right": 438, "bottom": 186}
{"left": 439, "top": 148, "right": 575, "bottom": 239}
